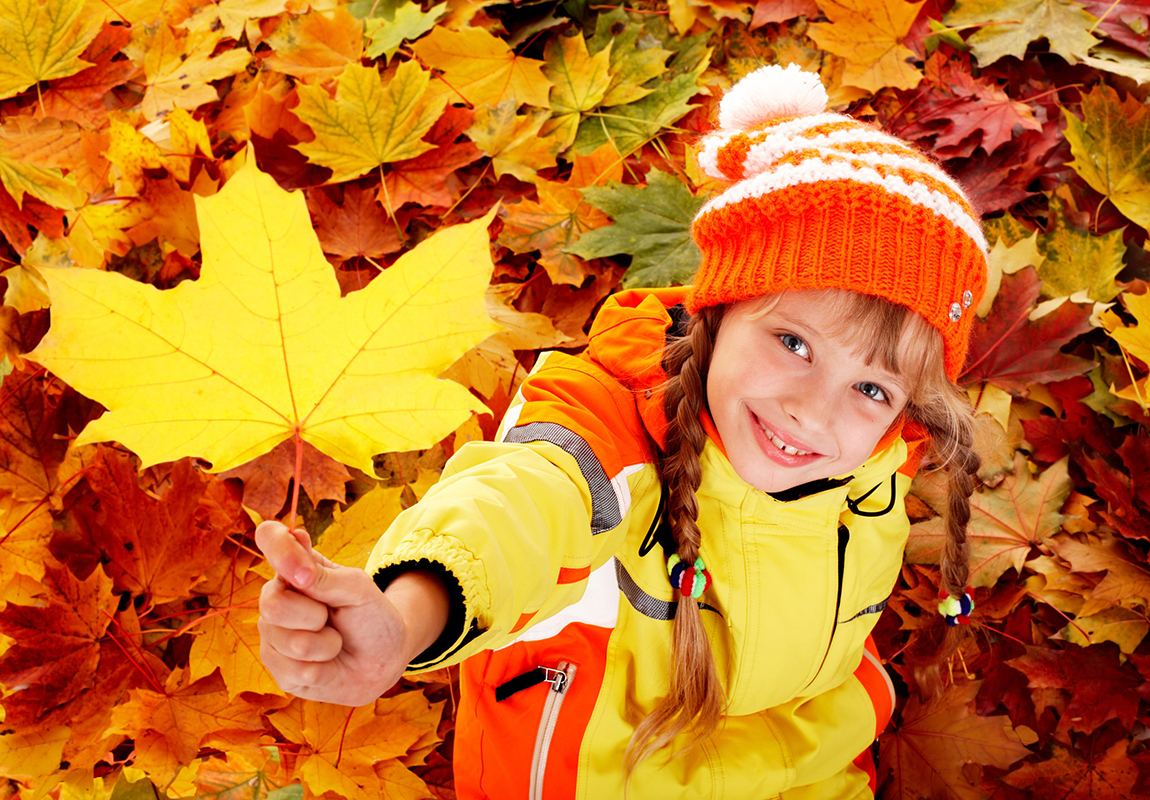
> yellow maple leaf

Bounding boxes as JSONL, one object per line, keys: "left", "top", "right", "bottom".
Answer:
{"left": 27, "top": 155, "right": 501, "bottom": 475}
{"left": 0, "top": 0, "right": 103, "bottom": 100}
{"left": 140, "top": 25, "right": 252, "bottom": 121}
{"left": 467, "top": 100, "right": 564, "bottom": 181}
{"left": 0, "top": 497, "right": 53, "bottom": 593}
{"left": 294, "top": 61, "right": 446, "bottom": 183}
{"left": 260, "top": 4, "right": 364, "bottom": 83}
{"left": 540, "top": 34, "right": 612, "bottom": 150}
{"left": 808, "top": 0, "right": 925, "bottom": 93}
{"left": 413, "top": 26, "right": 552, "bottom": 110}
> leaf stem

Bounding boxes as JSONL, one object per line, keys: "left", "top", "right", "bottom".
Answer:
{"left": 288, "top": 431, "right": 304, "bottom": 533}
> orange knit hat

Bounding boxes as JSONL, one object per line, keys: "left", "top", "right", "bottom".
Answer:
{"left": 687, "top": 64, "right": 989, "bottom": 380}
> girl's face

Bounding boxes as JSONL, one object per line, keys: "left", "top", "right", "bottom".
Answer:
{"left": 707, "top": 292, "right": 909, "bottom": 494}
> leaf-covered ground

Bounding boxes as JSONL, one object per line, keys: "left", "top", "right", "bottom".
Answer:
{"left": 2, "top": 0, "right": 1150, "bottom": 798}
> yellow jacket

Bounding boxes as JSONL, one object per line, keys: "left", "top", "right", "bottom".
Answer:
{"left": 367, "top": 288, "right": 918, "bottom": 799}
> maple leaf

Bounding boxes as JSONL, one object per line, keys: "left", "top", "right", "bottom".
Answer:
{"left": 365, "top": 2, "right": 447, "bottom": 62}
{"left": 1003, "top": 738, "right": 1138, "bottom": 799}
{"left": 466, "top": 101, "right": 564, "bottom": 182}
{"left": 808, "top": 0, "right": 926, "bottom": 93}
{"left": 540, "top": 33, "right": 612, "bottom": 150}
{"left": 318, "top": 483, "right": 407, "bottom": 569}
{"left": 878, "top": 680, "right": 1030, "bottom": 800}
{"left": 110, "top": 669, "right": 266, "bottom": 783}
{"left": 1054, "top": 606, "right": 1149, "bottom": 655}
{"left": 293, "top": 62, "right": 447, "bottom": 184}
{"left": 0, "top": 497, "right": 52, "bottom": 597}
{"left": 907, "top": 454, "right": 1070, "bottom": 588}
{"left": 266, "top": 698, "right": 429, "bottom": 800}
{"left": 442, "top": 283, "right": 574, "bottom": 398}
{"left": 1064, "top": 83, "right": 1150, "bottom": 232}
{"left": 219, "top": 438, "right": 352, "bottom": 519}
{"left": 0, "top": 725, "right": 69, "bottom": 793}
{"left": 1103, "top": 291, "right": 1150, "bottom": 405}
{"left": 0, "top": 368, "right": 75, "bottom": 504}
{"left": 306, "top": 183, "right": 402, "bottom": 262}
{"left": 1007, "top": 641, "right": 1140, "bottom": 735}
{"left": 382, "top": 105, "right": 481, "bottom": 210}
{"left": 0, "top": 562, "right": 116, "bottom": 716}
{"left": 260, "top": 5, "right": 364, "bottom": 83}
{"left": 566, "top": 169, "right": 703, "bottom": 288}
{"left": 139, "top": 25, "right": 252, "bottom": 121}
{"left": 35, "top": 23, "right": 136, "bottom": 129}
{"left": 944, "top": 0, "right": 1101, "bottom": 67}
{"left": 1039, "top": 196, "right": 1126, "bottom": 303}
{"left": 0, "top": 118, "right": 87, "bottom": 211}
{"left": 27, "top": 157, "right": 500, "bottom": 475}
{"left": 499, "top": 144, "right": 624, "bottom": 286}
{"left": 959, "top": 268, "right": 1094, "bottom": 393}
{"left": 0, "top": 0, "right": 103, "bottom": 100}
{"left": 72, "top": 448, "right": 237, "bottom": 607}
{"left": 412, "top": 26, "right": 552, "bottom": 110}
{"left": 586, "top": 9, "right": 672, "bottom": 107}
{"left": 186, "top": 551, "right": 283, "bottom": 698}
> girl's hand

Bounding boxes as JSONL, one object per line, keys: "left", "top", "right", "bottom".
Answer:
{"left": 255, "top": 520, "right": 449, "bottom": 706}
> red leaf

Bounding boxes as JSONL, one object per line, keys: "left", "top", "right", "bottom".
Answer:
{"left": 1004, "top": 738, "right": 1137, "bottom": 799}
{"left": 382, "top": 105, "right": 481, "bottom": 210}
{"left": 960, "top": 268, "right": 1094, "bottom": 393}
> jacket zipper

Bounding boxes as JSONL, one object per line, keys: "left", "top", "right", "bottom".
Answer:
{"left": 529, "top": 661, "right": 577, "bottom": 800}
{"left": 801, "top": 524, "right": 850, "bottom": 692}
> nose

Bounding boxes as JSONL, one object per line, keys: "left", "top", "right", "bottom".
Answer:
{"left": 780, "top": 371, "right": 838, "bottom": 433}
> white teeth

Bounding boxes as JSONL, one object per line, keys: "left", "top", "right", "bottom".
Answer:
{"left": 761, "top": 424, "right": 810, "bottom": 456}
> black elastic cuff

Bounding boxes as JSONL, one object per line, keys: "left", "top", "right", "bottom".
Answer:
{"left": 372, "top": 559, "right": 467, "bottom": 666}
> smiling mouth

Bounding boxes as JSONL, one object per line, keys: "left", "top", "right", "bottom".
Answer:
{"left": 756, "top": 417, "right": 815, "bottom": 456}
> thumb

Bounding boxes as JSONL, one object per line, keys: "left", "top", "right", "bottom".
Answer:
{"left": 255, "top": 520, "right": 317, "bottom": 588}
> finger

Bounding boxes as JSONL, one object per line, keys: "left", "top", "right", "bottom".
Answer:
{"left": 259, "top": 634, "right": 340, "bottom": 694}
{"left": 259, "top": 577, "right": 330, "bottom": 631}
{"left": 256, "top": 520, "right": 315, "bottom": 587}
{"left": 304, "top": 560, "right": 380, "bottom": 609}
{"left": 258, "top": 617, "right": 344, "bottom": 663}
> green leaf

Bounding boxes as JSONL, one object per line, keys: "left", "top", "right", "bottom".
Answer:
{"left": 365, "top": 2, "right": 447, "bottom": 62}
{"left": 944, "top": 0, "right": 1100, "bottom": 67}
{"left": 566, "top": 169, "right": 703, "bottom": 288}
{"left": 1039, "top": 197, "right": 1126, "bottom": 302}
{"left": 1064, "top": 84, "right": 1150, "bottom": 232}
{"left": 586, "top": 7, "right": 672, "bottom": 107}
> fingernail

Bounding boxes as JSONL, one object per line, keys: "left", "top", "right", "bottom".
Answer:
{"left": 295, "top": 568, "right": 311, "bottom": 586}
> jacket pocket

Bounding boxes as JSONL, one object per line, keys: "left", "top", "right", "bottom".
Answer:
{"left": 496, "top": 661, "right": 578, "bottom": 800}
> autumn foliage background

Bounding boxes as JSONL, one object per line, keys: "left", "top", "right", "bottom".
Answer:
{"left": 2, "top": 0, "right": 1150, "bottom": 796}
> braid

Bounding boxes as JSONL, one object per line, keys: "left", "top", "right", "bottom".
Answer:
{"left": 624, "top": 307, "right": 725, "bottom": 776}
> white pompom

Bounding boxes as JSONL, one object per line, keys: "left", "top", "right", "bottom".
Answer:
{"left": 718, "top": 64, "right": 828, "bottom": 132}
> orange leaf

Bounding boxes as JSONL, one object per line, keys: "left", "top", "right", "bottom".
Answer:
{"left": 35, "top": 22, "right": 136, "bottom": 129}
{"left": 306, "top": 184, "right": 403, "bottom": 263}
{"left": 413, "top": 26, "right": 551, "bottom": 110}
{"left": 0, "top": 562, "right": 116, "bottom": 716}
{"left": 382, "top": 105, "right": 481, "bottom": 209}
{"left": 261, "top": 5, "right": 363, "bottom": 83}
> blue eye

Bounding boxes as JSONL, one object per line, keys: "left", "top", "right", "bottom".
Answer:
{"left": 779, "top": 334, "right": 810, "bottom": 359}
{"left": 857, "top": 382, "right": 888, "bottom": 403}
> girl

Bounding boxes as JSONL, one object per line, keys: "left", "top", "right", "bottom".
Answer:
{"left": 257, "top": 63, "right": 987, "bottom": 798}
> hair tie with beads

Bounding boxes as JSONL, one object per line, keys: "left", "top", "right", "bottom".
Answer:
{"left": 938, "top": 587, "right": 974, "bottom": 626}
{"left": 668, "top": 554, "right": 712, "bottom": 599}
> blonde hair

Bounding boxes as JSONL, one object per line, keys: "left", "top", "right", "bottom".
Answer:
{"left": 623, "top": 289, "right": 980, "bottom": 774}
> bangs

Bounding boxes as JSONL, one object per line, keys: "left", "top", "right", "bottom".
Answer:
{"left": 745, "top": 289, "right": 945, "bottom": 406}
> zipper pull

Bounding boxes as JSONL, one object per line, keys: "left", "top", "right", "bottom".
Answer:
{"left": 541, "top": 667, "right": 568, "bottom": 692}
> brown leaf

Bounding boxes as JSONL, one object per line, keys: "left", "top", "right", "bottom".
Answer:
{"left": 306, "top": 183, "right": 403, "bottom": 262}
{"left": 219, "top": 437, "right": 352, "bottom": 520}
{"left": 1004, "top": 738, "right": 1137, "bottom": 799}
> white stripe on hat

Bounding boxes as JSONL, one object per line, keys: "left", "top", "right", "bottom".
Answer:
{"left": 697, "top": 157, "right": 988, "bottom": 252}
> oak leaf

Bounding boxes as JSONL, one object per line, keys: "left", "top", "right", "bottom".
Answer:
{"left": 27, "top": 157, "right": 500, "bottom": 475}
{"left": 944, "top": 0, "right": 1100, "bottom": 67}
{"left": 139, "top": 25, "right": 251, "bottom": 121}
{"left": 293, "top": 62, "right": 447, "bottom": 184}
{"left": 0, "top": 562, "right": 116, "bottom": 716}
{"left": 0, "top": 0, "right": 103, "bottom": 100}
{"left": 567, "top": 168, "right": 703, "bottom": 288}
{"left": 219, "top": 438, "right": 352, "bottom": 519}
{"left": 907, "top": 454, "right": 1070, "bottom": 588}
{"left": 412, "top": 26, "right": 552, "bottom": 110}
{"left": 878, "top": 680, "right": 1030, "bottom": 800}
{"left": 381, "top": 105, "right": 481, "bottom": 209}
{"left": 808, "top": 0, "right": 926, "bottom": 93}
{"left": 1065, "top": 83, "right": 1150, "bottom": 232}
{"left": 959, "top": 268, "right": 1094, "bottom": 393}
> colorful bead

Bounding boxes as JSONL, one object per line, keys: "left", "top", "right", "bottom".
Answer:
{"left": 667, "top": 554, "right": 712, "bottom": 600}
{"left": 938, "top": 587, "right": 974, "bottom": 626}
